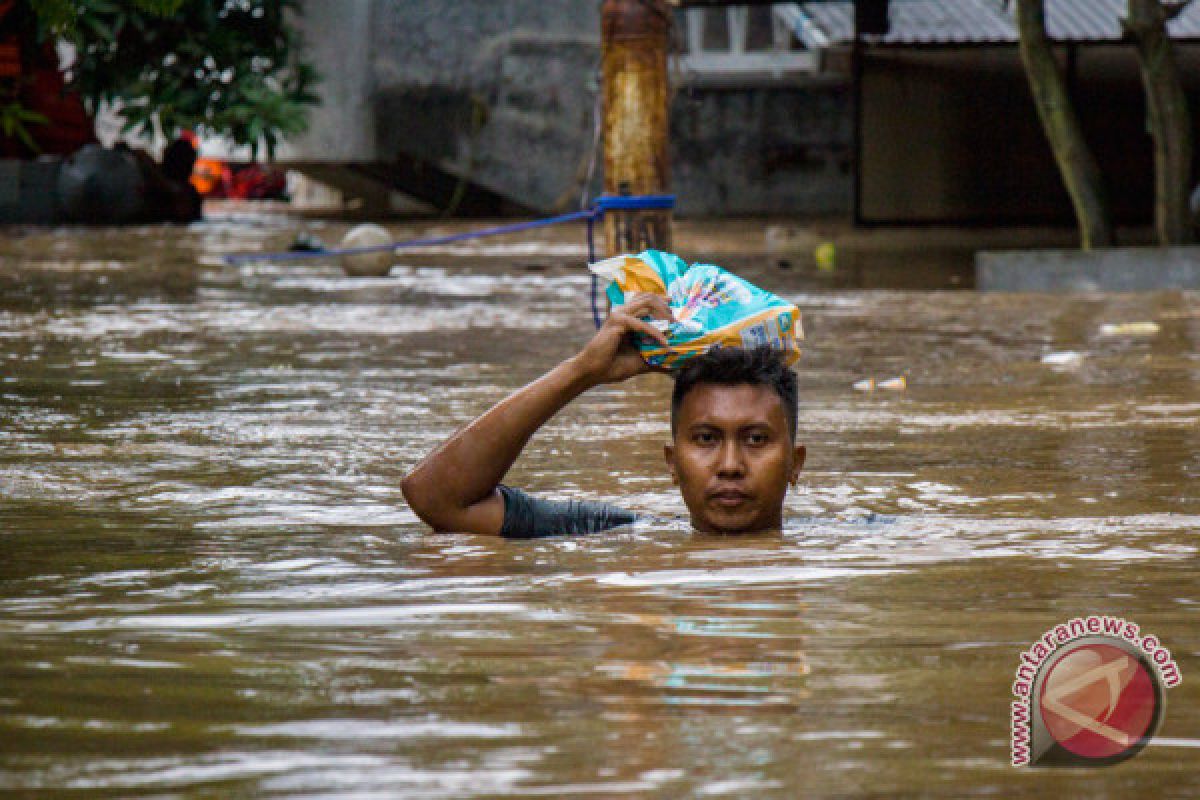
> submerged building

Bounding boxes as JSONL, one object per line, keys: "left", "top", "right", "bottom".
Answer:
{"left": 285, "top": 1, "right": 852, "bottom": 217}
{"left": 281, "top": 0, "right": 1200, "bottom": 223}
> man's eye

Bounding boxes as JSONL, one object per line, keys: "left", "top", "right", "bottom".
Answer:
{"left": 746, "top": 433, "right": 768, "bottom": 446}
{"left": 694, "top": 431, "right": 716, "bottom": 444}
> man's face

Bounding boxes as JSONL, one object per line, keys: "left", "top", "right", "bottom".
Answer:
{"left": 664, "top": 383, "right": 806, "bottom": 534}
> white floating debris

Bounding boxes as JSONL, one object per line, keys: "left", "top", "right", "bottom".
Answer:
{"left": 1041, "top": 351, "right": 1083, "bottom": 366}
{"left": 1099, "top": 322, "right": 1160, "bottom": 336}
{"left": 855, "top": 376, "right": 905, "bottom": 392}
{"left": 340, "top": 224, "right": 395, "bottom": 277}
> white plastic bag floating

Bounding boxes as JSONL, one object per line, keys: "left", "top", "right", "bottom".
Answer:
{"left": 589, "top": 249, "right": 802, "bottom": 370}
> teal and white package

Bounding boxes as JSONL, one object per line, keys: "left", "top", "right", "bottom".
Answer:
{"left": 588, "top": 249, "right": 803, "bottom": 369}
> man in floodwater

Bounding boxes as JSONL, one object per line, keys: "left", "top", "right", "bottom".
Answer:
{"left": 401, "top": 292, "right": 806, "bottom": 536}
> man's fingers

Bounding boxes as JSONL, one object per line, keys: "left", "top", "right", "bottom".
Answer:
{"left": 618, "top": 292, "right": 675, "bottom": 322}
{"left": 627, "top": 316, "right": 670, "bottom": 348}
{"left": 610, "top": 311, "right": 669, "bottom": 347}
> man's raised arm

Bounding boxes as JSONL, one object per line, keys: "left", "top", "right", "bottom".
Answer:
{"left": 400, "top": 292, "right": 673, "bottom": 535}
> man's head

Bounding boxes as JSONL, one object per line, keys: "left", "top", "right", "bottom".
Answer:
{"left": 664, "top": 346, "right": 805, "bottom": 534}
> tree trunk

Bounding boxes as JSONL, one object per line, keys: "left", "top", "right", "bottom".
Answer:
{"left": 1015, "top": 0, "right": 1113, "bottom": 249}
{"left": 1125, "top": 0, "right": 1194, "bottom": 244}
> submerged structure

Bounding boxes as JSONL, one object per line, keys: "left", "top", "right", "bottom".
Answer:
{"left": 282, "top": 0, "right": 1200, "bottom": 224}
{"left": 283, "top": 1, "right": 851, "bottom": 217}
{"left": 6, "top": 0, "right": 1200, "bottom": 225}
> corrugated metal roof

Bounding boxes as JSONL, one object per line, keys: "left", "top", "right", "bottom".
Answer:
{"left": 797, "top": 0, "right": 1015, "bottom": 45}
{"left": 1046, "top": 0, "right": 1200, "bottom": 39}
{"left": 795, "top": 0, "right": 1200, "bottom": 46}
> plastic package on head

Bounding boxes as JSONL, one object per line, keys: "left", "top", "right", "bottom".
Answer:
{"left": 588, "top": 249, "right": 803, "bottom": 370}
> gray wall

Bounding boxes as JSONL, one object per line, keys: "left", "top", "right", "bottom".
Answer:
{"left": 673, "top": 85, "right": 851, "bottom": 216}
{"left": 283, "top": 1, "right": 375, "bottom": 161}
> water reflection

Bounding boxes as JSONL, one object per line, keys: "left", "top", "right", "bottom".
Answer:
{"left": 1, "top": 218, "right": 1198, "bottom": 796}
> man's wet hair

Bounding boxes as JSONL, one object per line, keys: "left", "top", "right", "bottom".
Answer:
{"left": 670, "top": 346, "right": 799, "bottom": 442}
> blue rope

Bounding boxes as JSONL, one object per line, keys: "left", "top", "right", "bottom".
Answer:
{"left": 222, "top": 208, "right": 601, "bottom": 265}
{"left": 221, "top": 194, "right": 677, "bottom": 331}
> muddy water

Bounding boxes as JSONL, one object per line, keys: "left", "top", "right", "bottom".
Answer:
{"left": 1, "top": 217, "right": 1198, "bottom": 797}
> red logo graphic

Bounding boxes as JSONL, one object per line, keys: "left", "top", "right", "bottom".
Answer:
{"left": 1038, "top": 643, "right": 1159, "bottom": 762}
{"left": 1011, "top": 616, "right": 1179, "bottom": 767}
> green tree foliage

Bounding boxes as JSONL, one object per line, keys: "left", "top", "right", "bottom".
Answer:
{"left": 0, "top": 101, "right": 48, "bottom": 152}
{"left": 31, "top": 0, "right": 185, "bottom": 33}
{"left": 35, "top": 0, "right": 318, "bottom": 159}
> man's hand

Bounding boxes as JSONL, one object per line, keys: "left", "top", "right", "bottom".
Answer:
{"left": 570, "top": 291, "right": 675, "bottom": 386}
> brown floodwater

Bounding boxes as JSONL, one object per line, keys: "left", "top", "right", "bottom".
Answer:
{"left": 1, "top": 216, "right": 1198, "bottom": 797}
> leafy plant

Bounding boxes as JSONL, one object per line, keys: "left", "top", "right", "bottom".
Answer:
{"left": 33, "top": 0, "right": 185, "bottom": 35}
{"left": 33, "top": 0, "right": 319, "bottom": 159}
{"left": 0, "top": 101, "right": 48, "bottom": 152}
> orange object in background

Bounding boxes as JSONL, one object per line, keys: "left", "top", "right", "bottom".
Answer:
{"left": 183, "top": 127, "right": 286, "bottom": 200}
{"left": 191, "top": 158, "right": 287, "bottom": 200}
{"left": 190, "top": 156, "right": 232, "bottom": 196}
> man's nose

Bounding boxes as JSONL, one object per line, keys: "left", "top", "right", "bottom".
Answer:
{"left": 716, "top": 440, "right": 746, "bottom": 477}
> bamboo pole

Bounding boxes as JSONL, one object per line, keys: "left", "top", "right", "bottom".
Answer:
{"left": 600, "top": 0, "right": 672, "bottom": 257}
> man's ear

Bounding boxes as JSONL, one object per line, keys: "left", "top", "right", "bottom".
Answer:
{"left": 664, "top": 442, "right": 678, "bottom": 484}
{"left": 791, "top": 444, "right": 807, "bottom": 484}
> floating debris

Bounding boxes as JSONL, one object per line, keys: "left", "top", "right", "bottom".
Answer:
{"left": 1099, "top": 322, "right": 1160, "bottom": 337}
{"left": 1041, "top": 351, "right": 1084, "bottom": 366}
{"left": 340, "top": 224, "right": 395, "bottom": 277}
{"left": 854, "top": 376, "right": 906, "bottom": 392}
{"left": 289, "top": 232, "right": 326, "bottom": 252}
{"left": 815, "top": 241, "right": 837, "bottom": 273}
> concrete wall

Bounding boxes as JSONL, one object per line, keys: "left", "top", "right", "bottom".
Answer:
{"left": 366, "top": 0, "right": 599, "bottom": 210}
{"left": 672, "top": 84, "right": 851, "bottom": 216}
{"left": 978, "top": 247, "right": 1200, "bottom": 291}
{"left": 282, "top": 2, "right": 375, "bottom": 161}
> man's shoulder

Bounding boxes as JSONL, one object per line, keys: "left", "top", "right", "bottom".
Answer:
{"left": 497, "top": 484, "right": 639, "bottom": 539}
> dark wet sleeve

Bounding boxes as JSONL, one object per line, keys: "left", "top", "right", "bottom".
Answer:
{"left": 496, "top": 484, "right": 638, "bottom": 539}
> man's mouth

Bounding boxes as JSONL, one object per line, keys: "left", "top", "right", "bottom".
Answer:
{"left": 709, "top": 490, "right": 751, "bottom": 508}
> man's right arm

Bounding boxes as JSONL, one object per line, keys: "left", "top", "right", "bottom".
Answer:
{"left": 400, "top": 292, "right": 673, "bottom": 535}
